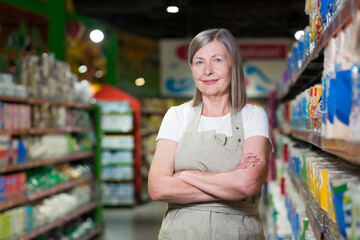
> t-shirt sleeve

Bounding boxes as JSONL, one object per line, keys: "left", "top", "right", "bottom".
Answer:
{"left": 156, "top": 107, "right": 181, "bottom": 142}
{"left": 244, "top": 106, "right": 273, "bottom": 152}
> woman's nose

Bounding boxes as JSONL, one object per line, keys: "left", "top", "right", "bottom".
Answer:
{"left": 204, "top": 63, "right": 213, "bottom": 75}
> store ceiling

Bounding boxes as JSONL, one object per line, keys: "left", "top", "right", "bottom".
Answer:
{"left": 73, "top": 0, "right": 308, "bottom": 40}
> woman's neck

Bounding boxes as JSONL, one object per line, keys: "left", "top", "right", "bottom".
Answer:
{"left": 201, "top": 96, "right": 230, "bottom": 117}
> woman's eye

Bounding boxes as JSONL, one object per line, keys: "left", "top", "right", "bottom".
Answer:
{"left": 195, "top": 60, "right": 203, "bottom": 65}
{"left": 214, "top": 58, "right": 221, "bottom": 63}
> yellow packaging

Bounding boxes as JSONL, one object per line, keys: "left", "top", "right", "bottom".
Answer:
{"left": 0, "top": 212, "right": 12, "bottom": 240}
{"left": 307, "top": 157, "right": 329, "bottom": 197}
{"left": 316, "top": 166, "right": 341, "bottom": 213}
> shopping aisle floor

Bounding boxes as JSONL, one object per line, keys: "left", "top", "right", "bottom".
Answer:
{"left": 103, "top": 201, "right": 167, "bottom": 240}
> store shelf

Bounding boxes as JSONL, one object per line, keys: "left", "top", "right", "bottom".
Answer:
{"left": 0, "top": 151, "right": 94, "bottom": 174}
{"left": 101, "top": 112, "right": 132, "bottom": 115}
{"left": 102, "top": 162, "right": 133, "bottom": 166}
{"left": 0, "top": 95, "right": 92, "bottom": 109}
{"left": 18, "top": 201, "right": 100, "bottom": 240}
{"left": 283, "top": 128, "right": 360, "bottom": 165}
{"left": 7, "top": 126, "right": 93, "bottom": 135}
{"left": 102, "top": 200, "right": 136, "bottom": 207}
{"left": 27, "top": 176, "right": 93, "bottom": 201}
{"left": 279, "top": 0, "right": 360, "bottom": 102}
{"left": 141, "top": 108, "right": 167, "bottom": 115}
{"left": 101, "top": 129, "right": 133, "bottom": 134}
{"left": 291, "top": 129, "right": 322, "bottom": 148}
{"left": 101, "top": 147, "right": 134, "bottom": 151}
{"left": 286, "top": 168, "right": 323, "bottom": 240}
{"left": 0, "top": 176, "right": 93, "bottom": 211}
{"left": 322, "top": 138, "right": 360, "bottom": 164}
{"left": 80, "top": 226, "right": 102, "bottom": 240}
{"left": 306, "top": 203, "right": 324, "bottom": 240}
{"left": 101, "top": 179, "right": 133, "bottom": 183}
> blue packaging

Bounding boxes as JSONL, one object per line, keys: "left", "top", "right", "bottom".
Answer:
{"left": 0, "top": 175, "right": 5, "bottom": 202}
{"left": 335, "top": 70, "right": 353, "bottom": 125}
{"left": 17, "top": 139, "right": 27, "bottom": 164}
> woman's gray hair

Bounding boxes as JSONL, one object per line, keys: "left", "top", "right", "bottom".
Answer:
{"left": 188, "top": 28, "right": 247, "bottom": 111}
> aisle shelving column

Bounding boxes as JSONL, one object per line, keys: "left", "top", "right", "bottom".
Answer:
{"left": 93, "top": 84, "right": 142, "bottom": 206}
{"left": 268, "top": 0, "right": 360, "bottom": 239}
{"left": 0, "top": 96, "right": 102, "bottom": 240}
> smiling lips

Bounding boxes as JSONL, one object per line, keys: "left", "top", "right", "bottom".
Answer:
{"left": 202, "top": 79, "right": 218, "bottom": 84}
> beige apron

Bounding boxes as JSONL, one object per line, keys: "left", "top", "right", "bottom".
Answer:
{"left": 158, "top": 104, "right": 265, "bottom": 240}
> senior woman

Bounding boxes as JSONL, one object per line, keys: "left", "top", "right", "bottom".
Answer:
{"left": 148, "top": 28, "right": 272, "bottom": 240}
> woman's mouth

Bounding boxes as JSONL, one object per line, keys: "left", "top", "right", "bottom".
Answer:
{"left": 202, "top": 79, "right": 218, "bottom": 84}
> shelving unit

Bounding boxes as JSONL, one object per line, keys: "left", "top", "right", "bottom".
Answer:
{"left": 278, "top": 0, "right": 360, "bottom": 166}
{"left": 93, "top": 84, "right": 142, "bottom": 206}
{"left": 18, "top": 201, "right": 100, "bottom": 240}
{"left": 271, "top": 1, "right": 360, "bottom": 239}
{"left": 0, "top": 151, "right": 94, "bottom": 174}
{"left": 280, "top": 0, "right": 360, "bottom": 102}
{"left": 0, "top": 176, "right": 93, "bottom": 211}
{"left": 0, "top": 95, "right": 102, "bottom": 239}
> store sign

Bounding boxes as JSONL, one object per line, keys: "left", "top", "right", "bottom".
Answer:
{"left": 160, "top": 39, "right": 194, "bottom": 97}
{"left": 239, "top": 44, "right": 287, "bottom": 60}
{"left": 160, "top": 39, "right": 290, "bottom": 98}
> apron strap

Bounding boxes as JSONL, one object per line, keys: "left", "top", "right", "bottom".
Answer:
{"left": 230, "top": 108, "right": 244, "bottom": 141}
{"left": 186, "top": 102, "right": 245, "bottom": 141}
{"left": 185, "top": 103, "right": 203, "bottom": 132}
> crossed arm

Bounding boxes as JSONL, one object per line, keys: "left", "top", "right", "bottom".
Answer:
{"left": 148, "top": 136, "right": 271, "bottom": 204}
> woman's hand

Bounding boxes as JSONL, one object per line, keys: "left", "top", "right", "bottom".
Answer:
{"left": 237, "top": 152, "right": 263, "bottom": 169}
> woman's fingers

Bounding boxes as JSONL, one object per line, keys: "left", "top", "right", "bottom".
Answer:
{"left": 238, "top": 156, "right": 263, "bottom": 169}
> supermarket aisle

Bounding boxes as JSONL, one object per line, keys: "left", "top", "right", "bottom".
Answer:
{"left": 103, "top": 201, "right": 167, "bottom": 240}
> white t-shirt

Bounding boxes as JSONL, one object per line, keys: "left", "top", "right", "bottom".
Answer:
{"left": 156, "top": 101, "right": 271, "bottom": 143}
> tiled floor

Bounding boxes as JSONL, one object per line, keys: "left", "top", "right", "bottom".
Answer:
{"left": 103, "top": 201, "right": 167, "bottom": 240}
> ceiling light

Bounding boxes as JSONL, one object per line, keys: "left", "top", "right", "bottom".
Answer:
{"left": 167, "top": 6, "right": 179, "bottom": 13}
{"left": 90, "top": 29, "right": 104, "bottom": 43}
{"left": 135, "top": 77, "right": 145, "bottom": 86}
{"left": 294, "top": 30, "right": 304, "bottom": 40}
{"left": 78, "top": 65, "right": 88, "bottom": 73}
{"left": 95, "top": 70, "right": 104, "bottom": 78}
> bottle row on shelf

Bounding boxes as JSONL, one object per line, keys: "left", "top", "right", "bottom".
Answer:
{"left": 0, "top": 163, "right": 92, "bottom": 209}
{"left": 101, "top": 183, "right": 134, "bottom": 206}
{"left": 273, "top": 133, "right": 360, "bottom": 240}
{"left": 0, "top": 184, "right": 96, "bottom": 240}
{"left": 0, "top": 53, "right": 92, "bottom": 104}
{"left": 280, "top": 0, "right": 360, "bottom": 98}
{"left": 0, "top": 101, "right": 92, "bottom": 132}
{"left": 276, "top": 6, "right": 360, "bottom": 162}
{"left": 96, "top": 100, "right": 137, "bottom": 206}
{"left": 0, "top": 132, "right": 94, "bottom": 169}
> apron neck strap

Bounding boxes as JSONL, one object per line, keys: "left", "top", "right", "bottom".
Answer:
{"left": 186, "top": 103, "right": 202, "bottom": 132}
{"left": 230, "top": 107, "right": 244, "bottom": 139}
{"left": 186, "top": 103, "right": 244, "bottom": 139}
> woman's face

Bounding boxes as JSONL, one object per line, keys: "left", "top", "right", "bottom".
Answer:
{"left": 190, "top": 40, "right": 232, "bottom": 98}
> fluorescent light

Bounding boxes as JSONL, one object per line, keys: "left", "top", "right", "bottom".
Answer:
{"left": 90, "top": 29, "right": 104, "bottom": 43}
{"left": 294, "top": 30, "right": 304, "bottom": 40}
{"left": 167, "top": 6, "right": 179, "bottom": 13}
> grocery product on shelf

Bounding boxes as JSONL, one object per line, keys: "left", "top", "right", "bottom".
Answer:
{"left": 269, "top": 2, "right": 360, "bottom": 239}
{"left": 96, "top": 100, "right": 137, "bottom": 206}
{"left": 0, "top": 184, "right": 93, "bottom": 239}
